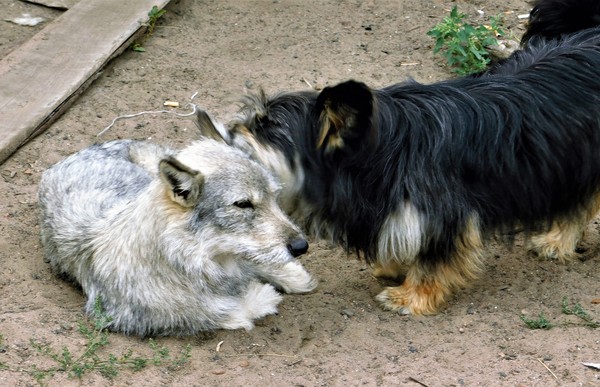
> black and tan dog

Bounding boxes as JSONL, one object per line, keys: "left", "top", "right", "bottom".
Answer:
{"left": 198, "top": 0, "right": 600, "bottom": 315}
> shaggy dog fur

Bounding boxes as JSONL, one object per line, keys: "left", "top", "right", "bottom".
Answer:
{"left": 38, "top": 138, "right": 316, "bottom": 336}
{"left": 197, "top": 0, "right": 600, "bottom": 315}
{"left": 521, "top": 0, "right": 600, "bottom": 46}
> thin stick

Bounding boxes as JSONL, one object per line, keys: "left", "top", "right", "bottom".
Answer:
{"left": 407, "top": 376, "right": 429, "bottom": 387}
{"left": 537, "top": 358, "right": 558, "bottom": 379}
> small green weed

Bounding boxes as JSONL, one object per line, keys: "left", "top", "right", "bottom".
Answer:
{"left": 131, "top": 43, "right": 146, "bottom": 53}
{"left": 427, "top": 6, "right": 503, "bottom": 75}
{"left": 131, "top": 5, "right": 167, "bottom": 52}
{"left": 149, "top": 338, "right": 192, "bottom": 371}
{"left": 561, "top": 297, "right": 600, "bottom": 328}
{"left": 147, "top": 5, "right": 167, "bottom": 36}
{"left": 6, "top": 297, "right": 191, "bottom": 386}
{"left": 520, "top": 313, "right": 554, "bottom": 330}
{"left": 521, "top": 297, "right": 599, "bottom": 330}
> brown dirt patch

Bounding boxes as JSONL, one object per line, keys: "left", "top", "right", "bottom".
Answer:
{"left": 1, "top": 0, "right": 598, "bottom": 385}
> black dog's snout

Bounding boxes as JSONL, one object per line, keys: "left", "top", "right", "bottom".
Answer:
{"left": 287, "top": 238, "right": 309, "bottom": 257}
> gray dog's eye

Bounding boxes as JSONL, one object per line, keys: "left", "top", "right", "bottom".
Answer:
{"left": 233, "top": 200, "right": 254, "bottom": 209}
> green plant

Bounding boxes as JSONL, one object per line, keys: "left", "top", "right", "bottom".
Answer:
{"left": 149, "top": 338, "right": 193, "bottom": 371}
{"left": 147, "top": 5, "right": 167, "bottom": 36}
{"left": 131, "top": 42, "right": 146, "bottom": 53}
{"left": 427, "top": 6, "right": 504, "bottom": 75}
{"left": 14, "top": 297, "right": 191, "bottom": 385}
{"left": 562, "top": 297, "right": 600, "bottom": 328}
{"left": 520, "top": 313, "right": 554, "bottom": 330}
{"left": 520, "top": 297, "right": 599, "bottom": 330}
{"left": 131, "top": 5, "right": 167, "bottom": 52}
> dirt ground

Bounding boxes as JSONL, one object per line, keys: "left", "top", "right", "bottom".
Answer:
{"left": 1, "top": 0, "right": 599, "bottom": 386}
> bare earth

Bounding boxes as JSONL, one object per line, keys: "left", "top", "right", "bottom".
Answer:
{"left": 1, "top": 0, "right": 599, "bottom": 386}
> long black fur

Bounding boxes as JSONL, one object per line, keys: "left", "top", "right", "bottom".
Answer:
{"left": 234, "top": 26, "right": 600, "bottom": 265}
{"left": 522, "top": 0, "right": 600, "bottom": 46}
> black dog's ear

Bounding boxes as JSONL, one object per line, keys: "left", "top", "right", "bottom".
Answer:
{"left": 315, "top": 80, "right": 376, "bottom": 154}
{"left": 194, "top": 109, "right": 232, "bottom": 144}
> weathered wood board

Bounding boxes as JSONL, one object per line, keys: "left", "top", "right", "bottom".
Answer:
{"left": 0, "top": 0, "right": 170, "bottom": 164}
{"left": 21, "top": 0, "right": 80, "bottom": 10}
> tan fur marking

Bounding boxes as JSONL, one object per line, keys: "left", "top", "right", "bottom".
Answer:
{"left": 317, "top": 105, "right": 344, "bottom": 151}
{"left": 376, "top": 215, "right": 484, "bottom": 315}
{"left": 530, "top": 192, "right": 600, "bottom": 262}
{"left": 371, "top": 260, "right": 407, "bottom": 280}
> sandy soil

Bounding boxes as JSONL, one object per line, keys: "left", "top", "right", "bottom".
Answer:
{"left": 1, "top": 0, "right": 599, "bottom": 386}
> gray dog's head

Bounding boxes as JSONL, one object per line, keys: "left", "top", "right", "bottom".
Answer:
{"left": 158, "top": 138, "right": 309, "bottom": 265}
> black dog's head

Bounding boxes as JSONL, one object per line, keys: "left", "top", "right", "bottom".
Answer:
{"left": 314, "top": 80, "right": 378, "bottom": 156}
{"left": 197, "top": 80, "right": 379, "bottom": 164}
{"left": 196, "top": 80, "right": 380, "bottom": 214}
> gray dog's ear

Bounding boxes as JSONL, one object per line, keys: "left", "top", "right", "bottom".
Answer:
{"left": 159, "top": 157, "right": 204, "bottom": 207}
{"left": 315, "top": 80, "right": 377, "bottom": 154}
{"left": 194, "top": 109, "right": 232, "bottom": 144}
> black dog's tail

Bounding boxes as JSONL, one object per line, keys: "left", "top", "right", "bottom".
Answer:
{"left": 522, "top": 0, "right": 600, "bottom": 46}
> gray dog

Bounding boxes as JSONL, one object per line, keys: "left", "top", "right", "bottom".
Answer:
{"left": 38, "top": 137, "right": 317, "bottom": 336}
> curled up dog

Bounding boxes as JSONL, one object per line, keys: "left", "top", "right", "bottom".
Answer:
{"left": 197, "top": 1, "right": 600, "bottom": 316}
{"left": 38, "top": 137, "right": 316, "bottom": 336}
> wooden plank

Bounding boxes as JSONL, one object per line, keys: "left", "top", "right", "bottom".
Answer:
{"left": 21, "top": 0, "right": 80, "bottom": 10}
{"left": 0, "top": 0, "right": 170, "bottom": 164}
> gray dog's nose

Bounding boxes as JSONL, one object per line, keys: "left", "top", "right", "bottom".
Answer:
{"left": 288, "top": 238, "right": 309, "bottom": 257}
